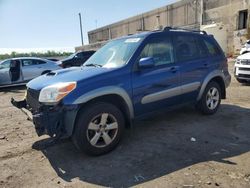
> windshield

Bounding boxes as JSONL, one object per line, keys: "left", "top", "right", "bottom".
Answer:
{"left": 84, "top": 37, "right": 143, "bottom": 68}
{"left": 67, "top": 53, "right": 77, "bottom": 59}
{"left": 0, "top": 60, "right": 11, "bottom": 69}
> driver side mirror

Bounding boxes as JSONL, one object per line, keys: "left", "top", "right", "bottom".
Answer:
{"left": 138, "top": 57, "right": 155, "bottom": 69}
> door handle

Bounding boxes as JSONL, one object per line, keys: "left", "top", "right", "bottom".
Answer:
{"left": 170, "top": 66, "right": 179, "bottom": 73}
{"left": 202, "top": 61, "right": 208, "bottom": 67}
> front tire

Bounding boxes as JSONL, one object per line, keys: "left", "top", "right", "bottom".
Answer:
{"left": 72, "top": 102, "right": 125, "bottom": 156}
{"left": 197, "top": 81, "right": 221, "bottom": 115}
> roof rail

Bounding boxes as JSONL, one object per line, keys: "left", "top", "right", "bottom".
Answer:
{"left": 163, "top": 26, "right": 207, "bottom": 35}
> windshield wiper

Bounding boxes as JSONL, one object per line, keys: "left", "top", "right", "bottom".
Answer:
{"left": 84, "top": 63, "right": 102, "bottom": 67}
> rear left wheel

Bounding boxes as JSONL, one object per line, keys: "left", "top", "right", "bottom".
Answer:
{"left": 197, "top": 81, "right": 221, "bottom": 115}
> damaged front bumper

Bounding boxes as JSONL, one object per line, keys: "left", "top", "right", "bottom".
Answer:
{"left": 11, "top": 98, "right": 78, "bottom": 138}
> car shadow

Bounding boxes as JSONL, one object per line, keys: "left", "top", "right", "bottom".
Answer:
{"left": 0, "top": 85, "right": 26, "bottom": 94}
{"left": 32, "top": 104, "right": 250, "bottom": 187}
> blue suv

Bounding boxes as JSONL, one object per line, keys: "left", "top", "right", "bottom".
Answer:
{"left": 12, "top": 27, "right": 231, "bottom": 155}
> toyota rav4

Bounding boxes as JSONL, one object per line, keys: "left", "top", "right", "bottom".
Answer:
{"left": 12, "top": 27, "right": 231, "bottom": 155}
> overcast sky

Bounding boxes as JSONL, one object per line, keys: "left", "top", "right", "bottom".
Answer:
{"left": 0, "top": 0, "right": 178, "bottom": 53}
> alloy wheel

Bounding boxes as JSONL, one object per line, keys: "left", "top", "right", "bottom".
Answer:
{"left": 206, "top": 87, "right": 219, "bottom": 110}
{"left": 86, "top": 113, "right": 118, "bottom": 148}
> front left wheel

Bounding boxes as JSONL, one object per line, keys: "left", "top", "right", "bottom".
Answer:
{"left": 72, "top": 102, "right": 125, "bottom": 156}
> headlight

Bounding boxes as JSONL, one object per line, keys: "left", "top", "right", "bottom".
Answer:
{"left": 236, "top": 59, "right": 241, "bottom": 64}
{"left": 39, "top": 82, "right": 76, "bottom": 103}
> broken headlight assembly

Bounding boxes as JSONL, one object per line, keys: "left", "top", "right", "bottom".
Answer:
{"left": 39, "top": 82, "right": 76, "bottom": 104}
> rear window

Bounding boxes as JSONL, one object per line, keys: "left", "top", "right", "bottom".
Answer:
{"left": 203, "top": 38, "right": 221, "bottom": 56}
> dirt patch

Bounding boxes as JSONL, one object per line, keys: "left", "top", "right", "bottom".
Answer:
{"left": 0, "top": 62, "right": 250, "bottom": 187}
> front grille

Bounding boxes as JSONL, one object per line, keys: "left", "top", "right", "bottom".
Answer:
{"left": 238, "top": 74, "right": 250, "bottom": 78}
{"left": 240, "top": 60, "right": 250, "bottom": 65}
{"left": 239, "top": 67, "right": 250, "bottom": 71}
{"left": 26, "top": 88, "right": 40, "bottom": 113}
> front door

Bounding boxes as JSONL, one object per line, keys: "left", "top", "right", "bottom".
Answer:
{"left": 0, "top": 60, "right": 11, "bottom": 85}
{"left": 9, "top": 60, "right": 22, "bottom": 83}
{"left": 132, "top": 34, "right": 180, "bottom": 116}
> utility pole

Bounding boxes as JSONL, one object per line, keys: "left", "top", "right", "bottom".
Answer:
{"left": 200, "top": 0, "right": 203, "bottom": 27}
{"left": 78, "top": 13, "right": 84, "bottom": 46}
{"left": 95, "top": 20, "right": 98, "bottom": 29}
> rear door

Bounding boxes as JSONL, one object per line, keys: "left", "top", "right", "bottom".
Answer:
{"left": 132, "top": 34, "right": 181, "bottom": 116}
{"left": 174, "top": 33, "right": 210, "bottom": 102}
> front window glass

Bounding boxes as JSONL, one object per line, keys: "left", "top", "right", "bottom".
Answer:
{"left": 84, "top": 37, "right": 143, "bottom": 68}
{"left": 0, "top": 60, "right": 11, "bottom": 69}
{"left": 140, "top": 38, "right": 174, "bottom": 66}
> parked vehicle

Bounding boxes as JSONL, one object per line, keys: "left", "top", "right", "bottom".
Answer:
{"left": 240, "top": 40, "right": 250, "bottom": 55}
{"left": 234, "top": 53, "right": 250, "bottom": 83}
{"left": 12, "top": 27, "right": 231, "bottom": 155}
{"left": 46, "top": 58, "right": 59, "bottom": 62}
{"left": 58, "top": 51, "right": 95, "bottom": 68}
{"left": 0, "top": 57, "right": 61, "bottom": 88}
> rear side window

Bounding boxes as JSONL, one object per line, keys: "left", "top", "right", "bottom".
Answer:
{"left": 203, "top": 38, "right": 221, "bottom": 56}
{"left": 174, "top": 35, "right": 201, "bottom": 62}
{"left": 140, "top": 38, "right": 174, "bottom": 66}
{"left": 22, "top": 59, "right": 35, "bottom": 66}
{"left": 35, "top": 60, "right": 46, "bottom": 64}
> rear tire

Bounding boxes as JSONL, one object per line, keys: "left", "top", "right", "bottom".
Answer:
{"left": 197, "top": 81, "right": 221, "bottom": 115}
{"left": 72, "top": 102, "right": 125, "bottom": 156}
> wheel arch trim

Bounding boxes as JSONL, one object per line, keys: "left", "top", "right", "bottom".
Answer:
{"left": 197, "top": 70, "right": 225, "bottom": 101}
{"left": 73, "top": 86, "right": 134, "bottom": 118}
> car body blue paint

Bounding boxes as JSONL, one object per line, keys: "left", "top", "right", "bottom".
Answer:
{"left": 23, "top": 29, "right": 231, "bottom": 137}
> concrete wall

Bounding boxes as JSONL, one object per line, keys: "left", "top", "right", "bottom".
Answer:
{"left": 87, "top": 0, "right": 201, "bottom": 44}
{"left": 76, "top": 0, "right": 250, "bottom": 55}
{"left": 203, "top": 0, "right": 250, "bottom": 55}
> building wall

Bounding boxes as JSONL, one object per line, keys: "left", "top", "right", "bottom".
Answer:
{"left": 203, "top": 0, "right": 250, "bottom": 55}
{"left": 76, "top": 0, "right": 250, "bottom": 55}
{"left": 87, "top": 0, "right": 201, "bottom": 44}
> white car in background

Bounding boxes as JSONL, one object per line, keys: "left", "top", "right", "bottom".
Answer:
{"left": 235, "top": 53, "right": 250, "bottom": 83}
{"left": 0, "top": 57, "right": 61, "bottom": 88}
{"left": 240, "top": 40, "right": 250, "bottom": 55}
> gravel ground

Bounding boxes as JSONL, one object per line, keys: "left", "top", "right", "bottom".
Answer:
{"left": 0, "top": 61, "right": 250, "bottom": 188}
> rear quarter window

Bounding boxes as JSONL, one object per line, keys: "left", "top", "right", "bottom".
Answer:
{"left": 203, "top": 38, "right": 221, "bottom": 56}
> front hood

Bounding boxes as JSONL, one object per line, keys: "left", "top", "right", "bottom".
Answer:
{"left": 237, "top": 52, "right": 250, "bottom": 60}
{"left": 27, "top": 66, "right": 110, "bottom": 90}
